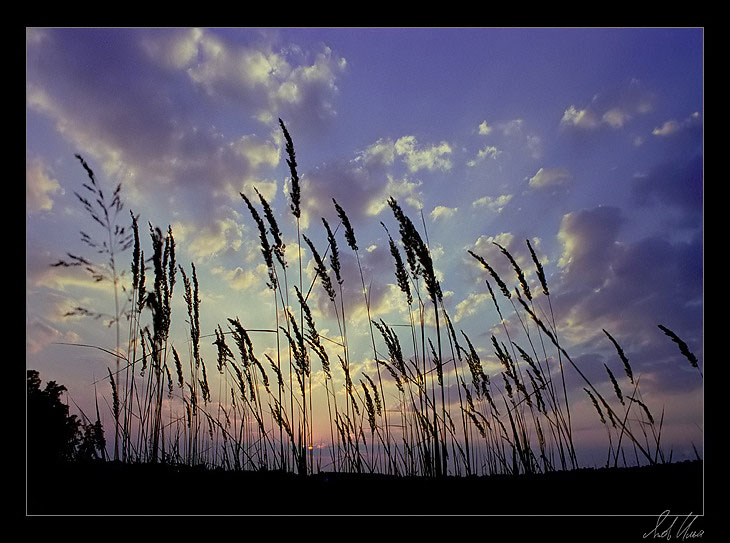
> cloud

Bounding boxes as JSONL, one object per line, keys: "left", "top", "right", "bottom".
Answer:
{"left": 477, "top": 120, "right": 493, "bottom": 136}
{"left": 173, "top": 216, "right": 243, "bottom": 261}
{"left": 367, "top": 175, "right": 423, "bottom": 215}
{"left": 472, "top": 194, "right": 513, "bottom": 213}
{"left": 140, "top": 27, "right": 205, "bottom": 70}
{"left": 430, "top": 205, "right": 458, "bottom": 221}
{"left": 467, "top": 145, "right": 501, "bottom": 167}
{"left": 358, "top": 138, "right": 396, "bottom": 169}
{"left": 297, "top": 133, "right": 448, "bottom": 231}
{"left": 557, "top": 206, "right": 624, "bottom": 285}
{"left": 552, "top": 203, "right": 701, "bottom": 373}
{"left": 26, "top": 319, "right": 81, "bottom": 355}
{"left": 233, "top": 134, "right": 280, "bottom": 170}
{"left": 394, "top": 136, "right": 453, "bottom": 173}
{"left": 27, "top": 157, "right": 63, "bottom": 213}
{"left": 652, "top": 112, "right": 701, "bottom": 137}
{"left": 453, "top": 291, "right": 490, "bottom": 323}
{"left": 631, "top": 154, "right": 702, "bottom": 227}
{"left": 528, "top": 167, "right": 573, "bottom": 190}
{"left": 601, "top": 107, "right": 632, "bottom": 128}
{"left": 552, "top": 217, "right": 702, "bottom": 395}
{"left": 468, "top": 231, "right": 536, "bottom": 292}
{"left": 211, "top": 263, "right": 268, "bottom": 292}
{"left": 561, "top": 105, "right": 600, "bottom": 129}
{"left": 472, "top": 118, "right": 542, "bottom": 161}
{"left": 358, "top": 135, "right": 455, "bottom": 173}
{"left": 560, "top": 79, "right": 655, "bottom": 132}
{"left": 142, "top": 28, "right": 347, "bottom": 127}
{"left": 26, "top": 28, "right": 348, "bottom": 256}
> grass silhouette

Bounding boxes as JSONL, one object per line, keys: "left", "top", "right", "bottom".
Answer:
{"left": 30, "top": 119, "right": 703, "bottom": 516}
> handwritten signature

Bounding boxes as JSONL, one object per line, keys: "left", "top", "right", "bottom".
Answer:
{"left": 644, "top": 510, "right": 704, "bottom": 540}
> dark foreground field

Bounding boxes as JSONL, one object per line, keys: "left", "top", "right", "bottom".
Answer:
{"left": 27, "top": 459, "right": 703, "bottom": 516}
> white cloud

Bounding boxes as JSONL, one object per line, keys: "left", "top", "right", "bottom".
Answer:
{"left": 141, "top": 27, "right": 204, "bottom": 70}
{"left": 453, "top": 292, "right": 489, "bottom": 323}
{"left": 358, "top": 138, "right": 396, "bottom": 168}
{"left": 524, "top": 133, "right": 543, "bottom": 160}
{"left": 652, "top": 120, "right": 681, "bottom": 137}
{"left": 528, "top": 167, "right": 573, "bottom": 189}
{"left": 233, "top": 134, "right": 280, "bottom": 169}
{"left": 472, "top": 118, "right": 541, "bottom": 160}
{"left": 183, "top": 32, "right": 288, "bottom": 92}
{"left": 26, "top": 319, "right": 81, "bottom": 355}
{"left": 141, "top": 28, "right": 347, "bottom": 127}
{"left": 366, "top": 175, "right": 423, "bottom": 216}
{"left": 561, "top": 81, "right": 656, "bottom": 132}
{"left": 499, "top": 119, "right": 525, "bottom": 136}
{"left": 27, "top": 157, "right": 63, "bottom": 213}
{"left": 27, "top": 29, "right": 314, "bottom": 245}
{"left": 211, "top": 263, "right": 268, "bottom": 292}
{"left": 561, "top": 105, "right": 600, "bottom": 129}
{"left": 472, "top": 194, "right": 513, "bottom": 213}
{"left": 556, "top": 206, "right": 623, "bottom": 286}
{"left": 394, "top": 136, "right": 453, "bottom": 173}
{"left": 467, "top": 145, "right": 501, "bottom": 167}
{"left": 478, "top": 120, "right": 493, "bottom": 135}
{"left": 357, "top": 135, "right": 454, "bottom": 173}
{"left": 602, "top": 107, "right": 632, "bottom": 128}
{"left": 469, "top": 231, "right": 537, "bottom": 291}
{"left": 174, "top": 217, "right": 243, "bottom": 260}
{"left": 34, "top": 265, "right": 111, "bottom": 294}
{"left": 430, "top": 205, "right": 458, "bottom": 221}
{"left": 652, "top": 112, "right": 700, "bottom": 137}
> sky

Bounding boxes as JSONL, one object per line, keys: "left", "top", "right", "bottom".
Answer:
{"left": 26, "top": 27, "right": 703, "bottom": 466}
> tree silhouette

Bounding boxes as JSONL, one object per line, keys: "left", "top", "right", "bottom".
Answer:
{"left": 27, "top": 370, "right": 106, "bottom": 465}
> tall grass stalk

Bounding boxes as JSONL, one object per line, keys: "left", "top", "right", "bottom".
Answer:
{"left": 52, "top": 155, "right": 134, "bottom": 459}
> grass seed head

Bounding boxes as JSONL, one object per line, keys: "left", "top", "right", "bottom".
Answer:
{"left": 493, "top": 241, "right": 531, "bottom": 301}
{"left": 279, "top": 118, "right": 300, "bottom": 219}
{"left": 658, "top": 324, "right": 700, "bottom": 373}
{"left": 526, "top": 238, "right": 549, "bottom": 296}
{"left": 333, "top": 198, "right": 358, "bottom": 252}
{"left": 603, "top": 329, "right": 634, "bottom": 385}
{"left": 468, "top": 250, "right": 511, "bottom": 299}
{"left": 604, "top": 363, "right": 625, "bottom": 405}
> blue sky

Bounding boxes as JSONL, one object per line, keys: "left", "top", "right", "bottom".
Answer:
{"left": 26, "top": 27, "right": 703, "bottom": 464}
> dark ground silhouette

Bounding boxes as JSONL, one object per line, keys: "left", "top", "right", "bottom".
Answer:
{"left": 25, "top": 370, "right": 704, "bottom": 517}
{"left": 27, "top": 458, "right": 702, "bottom": 516}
